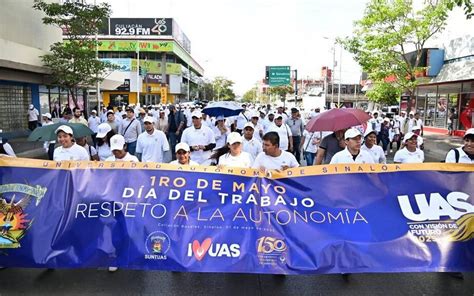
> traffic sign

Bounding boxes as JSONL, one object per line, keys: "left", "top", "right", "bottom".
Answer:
{"left": 268, "top": 66, "right": 291, "bottom": 86}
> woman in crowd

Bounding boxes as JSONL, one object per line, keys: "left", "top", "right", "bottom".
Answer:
{"left": 95, "top": 123, "right": 115, "bottom": 161}
{"left": 213, "top": 116, "right": 230, "bottom": 150}
{"left": 210, "top": 132, "right": 252, "bottom": 168}
{"left": 380, "top": 118, "right": 391, "bottom": 155}
{"left": 361, "top": 128, "right": 386, "bottom": 164}
{"left": 53, "top": 125, "right": 89, "bottom": 161}
{"left": 42, "top": 113, "right": 55, "bottom": 160}
{"left": 155, "top": 109, "right": 168, "bottom": 132}
{"left": 393, "top": 132, "right": 424, "bottom": 164}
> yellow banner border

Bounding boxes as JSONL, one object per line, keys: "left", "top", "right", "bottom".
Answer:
{"left": 0, "top": 157, "right": 472, "bottom": 179}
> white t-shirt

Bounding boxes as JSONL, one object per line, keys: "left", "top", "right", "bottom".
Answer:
{"left": 242, "top": 137, "right": 263, "bottom": 161}
{"left": 268, "top": 123, "right": 292, "bottom": 150}
{"left": 105, "top": 152, "right": 139, "bottom": 162}
{"left": 169, "top": 159, "right": 200, "bottom": 166}
{"left": 82, "top": 144, "right": 97, "bottom": 159}
{"left": 251, "top": 122, "right": 265, "bottom": 140}
{"left": 394, "top": 148, "right": 424, "bottom": 163}
{"left": 88, "top": 116, "right": 101, "bottom": 133}
{"left": 181, "top": 125, "right": 216, "bottom": 164}
{"left": 236, "top": 111, "right": 250, "bottom": 129}
{"left": 330, "top": 148, "right": 376, "bottom": 164}
{"left": 218, "top": 151, "right": 253, "bottom": 168}
{"left": 53, "top": 143, "right": 89, "bottom": 161}
{"left": 136, "top": 129, "right": 170, "bottom": 163}
{"left": 28, "top": 108, "right": 39, "bottom": 121}
{"left": 213, "top": 126, "right": 230, "bottom": 149}
{"left": 445, "top": 147, "right": 474, "bottom": 164}
{"left": 252, "top": 150, "right": 299, "bottom": 170}
{"left": 302, "top": 130, "right": 321, "bottom": 154}
{"left": 361, "top": 144, "right": 386, "bottom": 164}
{"left": 97, "top": 143, "right": 112, "bottom": 161}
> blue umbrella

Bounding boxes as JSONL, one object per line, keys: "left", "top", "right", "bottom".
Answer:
{"left": 202, "top": 101, "right": 244, "bottom": 117}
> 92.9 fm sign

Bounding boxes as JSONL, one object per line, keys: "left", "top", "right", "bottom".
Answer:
{"left": 108, "top": 18, "right": 173, "bottom": 36}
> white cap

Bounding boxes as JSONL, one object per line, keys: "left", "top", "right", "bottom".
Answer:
{"left": 55, "top": 125, "right": 73, "bottom": 136}
{"left": 91, "top": 110, "right": 97, "bottom": 114}
{"left": 464, "top": 128, "right": 474, "bottom": 137}
{"left": 411, "top": 125, "right": 421, "bottom": 131}
{"left": 344, "top": 128, "right": 362, "bottom": 140}
{"left": 403, "top": 132, "right": 418, "bottom": 142}
{"left": 175, "top": 142, "right": 190, "bottom": 153}
{"left": 383, "top": 117, "right": 390, "bottom": 122}
{"left": 42, "top": 113, "right": 52, "bottom": 119}
{"left": 29, "top": 104, "right": 34, "bottom": 109}
{"left": 96, "top": 123, "right": 112, "bottom": 138}
{"left": 110, "top": 134, "right": 126, "bottom": 151}
{"left": 227, "top": 132, "right": 243, "bottom": 145}
{"left": 268, "top": 111, "right": 275, "bottom": 116}
{"left": 244, "top": 122, "right": 254, "bottom": 130}
{"left": 250, "top": 111, "right": 259, "bottom": 118}
{"left": 144, "top": 116, "right": 155, "bottom": 124}
{"left": 191, "top": 111, "right": 202, "bottom": 118}
{"left": 363, "top": 127, "right": 376, "bottom": 138}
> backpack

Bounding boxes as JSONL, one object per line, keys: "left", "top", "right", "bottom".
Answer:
{"left": 446, "top": 148, "right": 460, "bottom": 163}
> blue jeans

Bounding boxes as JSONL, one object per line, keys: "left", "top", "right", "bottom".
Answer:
{"left": 167, "top": 132, "right": 181, "bottom": 160}
{"left": 126, "top": 141, "right": 137, "bottom": 155}
{"left": 304, "top": 151, "right": 316, "bottom": 166}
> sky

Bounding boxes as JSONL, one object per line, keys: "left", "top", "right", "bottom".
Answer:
{"left": 103, "top": 0, "right": 369, "bottom": 95}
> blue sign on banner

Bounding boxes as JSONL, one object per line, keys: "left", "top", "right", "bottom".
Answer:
{"left": 0, "top": 158, "right": 473, "bottom": 274}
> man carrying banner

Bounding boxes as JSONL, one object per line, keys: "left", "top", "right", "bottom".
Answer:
{"left": 136, "top": 116, "right": 170, "bottom": 163}
{"left": 314, "top": 129, "right": 346, "bottom": 165}
{"left": 252, "top": 132, "right": 299, "bottom": 170}
{"left": 330, "top": 128, "right": 375, "bottom": 164}
{"left": 180, "top": 111, "right": 216, "bottom": 164}
{"left": 169, "top": 143, "right": 199, "bottom": 166}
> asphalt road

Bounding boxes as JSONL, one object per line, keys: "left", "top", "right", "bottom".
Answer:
{"left": 0, "top": 268, "right": 473, "bottom": 295}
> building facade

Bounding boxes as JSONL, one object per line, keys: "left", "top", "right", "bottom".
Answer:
{"left": 0, "top": 0, "right": 62, "bottom": 133}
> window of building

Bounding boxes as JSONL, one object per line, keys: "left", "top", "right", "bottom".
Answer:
{"left": 0, "top": 84, "right": 31, "bottom": 132}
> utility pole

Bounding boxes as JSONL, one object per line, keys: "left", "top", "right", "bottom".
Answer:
{"left": 331, "top": 41, "right": 336, "bottom": 107}
{"left": 338, "top": 45, "right": 342, "bottom": 107}
{"left": 136, "top": 46, "right": 140, "bottom": 107}
{"left": 94, "top": 0, "right": 100, "bottom": 113}
{"left": 187, "top": 63, "right": 191, "bottom": 101}
{"left": 294, "top": 69, "right": 298, "bottom": 107}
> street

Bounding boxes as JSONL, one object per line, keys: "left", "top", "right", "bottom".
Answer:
{"left": 1, "top": 268, "right": 473, "bottom": 295}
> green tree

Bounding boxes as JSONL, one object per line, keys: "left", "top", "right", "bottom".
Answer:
{"left": 268, "top": 85, "right": 294, "bottom": 103}
{"left": 448, "top": 0, "right": 473, "bottom": 18}
{"left": 33, "top": 0, "right": 115, "bottom": 108}
{"left": 341, "top": 0, "right": 451, "bottom": 113}
{"left": 366, "top": 82, "right": 401, "bottom": 105}
{"left": 212, "top": 77, "right": 236, "bottom": 101}
{"left": 242, "top": 87, "right": 257, "bottom": 103}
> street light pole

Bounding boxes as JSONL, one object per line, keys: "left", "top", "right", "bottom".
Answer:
{"left": 94, "top": 0, "right": 100, "bottom": 113}
{"left": 338, "top": 45, "right": 342, "bottom": 107}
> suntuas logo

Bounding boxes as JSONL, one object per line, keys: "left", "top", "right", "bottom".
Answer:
{"left": 397, "top": 191, "right": 473, "bottom": 243}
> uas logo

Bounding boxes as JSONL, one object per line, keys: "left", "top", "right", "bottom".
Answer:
{"left": 0, "top": 183, "right": 46, "bottom": 249}
{"left": 187, "top": 238, "right": 240, "bottom": 261}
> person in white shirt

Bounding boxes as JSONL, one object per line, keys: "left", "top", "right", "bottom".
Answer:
{"left": 361, "top": 129, "right": 386, "bottom": 164}
{"left": 268, "top": 115, "right": 293, "bottom": 151}
{"left": 393, "top": 132, "right": 424, "bottom": 163}
{"left": 180, "top": 111, "right": 216, "bottom": 164}
{"left": 118, "top": 107, "right": 142, "bottom": 155}
{"left": 211, "top": 132, "right": 253, "bottom": 168}
{"left": 27, "top": 104, "right": 40, "bottom": 131}
{"left": 106, "top": 110, "right": 119, "bottom": 134}
{"left": 136, "top": 116, "right": 170, "bottom": 163}
{"left": 252, "top": 131, "right": 299, "bottom": 170}
{"left": 242, "top": 122, "right": 263, "bottom": 161}
{"left": 234, "top": 104, "right": 250, "bottom": 133}
{"left": 445, "top": 128, "right": 474, "bottom": 164}
{"left": 258, "top": 110, "right": 271, "bottom": 133}
{"left": 88, "top": 110, "right": 101, "bottom": 147}
{"left": 330, "top": 128, "right": 375, "bottom": 164}
{"left": 213, "top": 116, "right": 230, "bottom": 149}
{"left": 76, "top": 136, "right": 98, "bottom": 161}
{"left": 105, "top": 134, "right": 139, "bottom": 162}
{"left": 263, "top": 112, "right": 276, "bottom": 134}
{"left": 100, "top": 107, "right": 108, "bottom": 123}
{"left": 69, "top": 107, "right": 88, "bottom": 126}
{"left": 301, "top": 129, "right": 322, "bottom": 166}
{"left": 169, "top": 143, "right": 199, "bottom": 166}
{"left": 95, "top": 123, "right": 114, "bottom": 161}
{"left": 275, "top": 105, "right": 289, "bottom": 123}
{"left": 407, "top": 112, "right": 416, "bottom": 134}
{"left": 42, "top": 113, "right": 56, "bottom": 160}
{"left": 414, "top": 112, "right": 424, "bottom": 136}
{"left": 249, "top": 111, "right": 265, "bottom": 140}
{"left": 0, "top": 133, "right": 16, "bottom": 157}
{"left": 53, "top": 125, "right": 89, "bottom": 161}
{"left": 411, "top": 125, "right": 424, "bottom": 149}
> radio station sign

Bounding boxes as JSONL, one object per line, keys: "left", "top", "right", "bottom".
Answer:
{"left": 98, "top": 40, "right": 174, "bottom": 52}
{"left": 102, "top": 18, "right": 173, "bottom": 36}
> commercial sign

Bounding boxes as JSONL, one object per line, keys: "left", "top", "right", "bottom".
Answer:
{"left": 0, "top": 158, "right": 473, "bottom": 274}
{"left": 98, "top": 41, "right": 174, "bottom": 52}
{"left": 268, "top": 66, "right": 291, "bottom": 86}
{"left": 105, "top": 18, "right": 173, "bottom": 36}
{"left": 131, "top": 60, "right": 182, "bottom": 75}
{"left": 161, "top": 87, "right": 168, "bottom": 104}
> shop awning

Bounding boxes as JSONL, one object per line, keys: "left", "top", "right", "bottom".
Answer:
{"left": 430, "top": 59, "right": 474, "bottom": 83}
{"left": 100, "top": 71, "right": 127, "bottom": 90}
